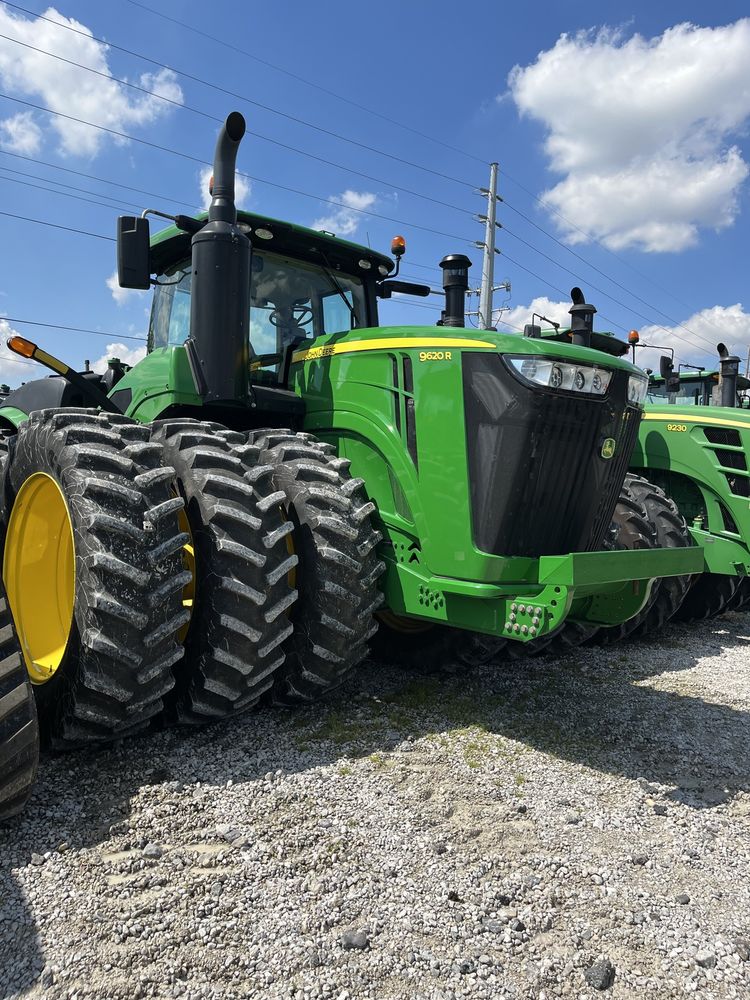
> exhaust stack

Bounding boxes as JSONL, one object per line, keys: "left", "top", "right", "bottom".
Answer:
{"left": 188, "top": 112, "right": 251, "bottom": 404}
{"left": 717, "top": 343, "right": 740, "bottom": 408}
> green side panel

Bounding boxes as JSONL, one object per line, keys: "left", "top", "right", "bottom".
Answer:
{"left": 632, "top": 406, "right": 750, "bottom": 576}
{"left": 0, "top": 405, "right": 29, "bottom": 429}
{"left": 112, "top": 346, "right": 201, "bottom": 423}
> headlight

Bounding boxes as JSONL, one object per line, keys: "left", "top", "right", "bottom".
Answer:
{"left": 507, "top": 356, "right": 612, "bottom": 396}
{"left": 628, "top": 373, "right": 648, "bottom": 405}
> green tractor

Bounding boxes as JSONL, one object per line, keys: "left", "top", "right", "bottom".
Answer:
{"left": 627, "top": 346, "right": 750, "bottom": 621}
{"left": 0, "top": 113, "right": 700, "bottom": 814}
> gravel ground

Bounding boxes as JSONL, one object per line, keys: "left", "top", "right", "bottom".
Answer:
{"left": 2, "top": 610, "right": 750, "bottom": 1000}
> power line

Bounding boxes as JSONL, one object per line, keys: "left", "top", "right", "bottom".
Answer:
{"left": 501, "top": 225, "right": 721, "bottom": 356}
{"left": 499, "top": 249, "right": 716, "bottom": 365}
{"left": 121, "top": 0, "right": 486, "bottom": 168}
{"left": 501, "top": 196, "right": 730, "bottom": 348}
{"left": 2, "top": 3, "right": 476, "bottom": 190}
{"left": 3, "top": 3, "right": 718, "bottom": 344}
{"left": 0, "top": 148, "right": 205, "bottom": 213}
{"left": 0, "top": 315, "right": 147, "bottom": 342}
{"left": 0, "top": 169, "right": 138, "bottom": 214}
{"left": 0, "top": 29, "right": 475, "bottom": 219}
{"left": 0, "top": 94, "right": 473, "bottom": 243}
{"left": 0, "top": 208, "right": 115, "bottom": 241}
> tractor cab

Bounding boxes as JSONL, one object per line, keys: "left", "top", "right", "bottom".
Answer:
{"left": 146, "top": 212, "right": 388, "bottom": 389}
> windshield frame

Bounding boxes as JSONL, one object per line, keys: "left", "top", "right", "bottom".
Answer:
{"left": 147, "top": 245, "right": 378, "bottom": 384}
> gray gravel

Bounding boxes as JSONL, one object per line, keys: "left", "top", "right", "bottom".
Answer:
{"left": 2, "top": 610, "right": 750, "bottom": 999}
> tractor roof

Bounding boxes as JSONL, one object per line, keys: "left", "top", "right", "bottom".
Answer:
{"left": 150, "top": 210, "right": 395, "bottom": 277}
{"left": 649, "top": 369, "right": 750, "bottom": 390}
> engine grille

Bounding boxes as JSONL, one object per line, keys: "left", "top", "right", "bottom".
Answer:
{"left": 462, "top": 353, "right": 642, "bottom": 558}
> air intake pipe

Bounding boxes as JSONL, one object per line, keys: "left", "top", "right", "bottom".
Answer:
{"left": 188, "top": 112, "right": 251, "bottom": 404}
{"left": 569, "top": 287, "right": 596, "bottom": 349}
{"left": 438, "top": 254, "right": 471, "bottom": 327}
{"left": 717, "top": 342, "right": 740, "bottom": 408}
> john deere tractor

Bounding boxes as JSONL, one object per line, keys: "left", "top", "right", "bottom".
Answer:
{"left": 0, "top": 113, "right": 700, "bottom": 815}
{"left": 627, "top": 346, "right": 750, "bottom": 621}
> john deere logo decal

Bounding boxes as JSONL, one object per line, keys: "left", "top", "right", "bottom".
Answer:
{"left": 601, "top": 438, "right": 616, "bottom": 460}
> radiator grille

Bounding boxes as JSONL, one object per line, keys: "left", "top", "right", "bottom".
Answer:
{"left": 463, "top": 354, "right": 642, "bottom": 557}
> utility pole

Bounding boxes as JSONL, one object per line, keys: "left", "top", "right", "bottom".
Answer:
{"left": 477, "top": 163, "right": 501, "bottom": 330}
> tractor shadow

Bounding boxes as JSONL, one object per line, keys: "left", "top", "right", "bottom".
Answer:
{"left": 1, "top": 611, "right": 749, "bottom": 995}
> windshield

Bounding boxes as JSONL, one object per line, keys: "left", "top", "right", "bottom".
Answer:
{"left": 149, "top": 248, "right": 367, "bottom": 379}
{"left": 647, "top": 378, "right": 713, "bottom": 406}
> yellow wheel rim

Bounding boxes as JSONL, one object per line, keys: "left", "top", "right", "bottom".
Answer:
{"left": 377, "top": 609, "right": 434, "bottom": 634}
{"left": 4, "top": 473, "right": 75, "bottom": 684}
{"left": 177, "top": 502, "right": 195, "bottom": 643}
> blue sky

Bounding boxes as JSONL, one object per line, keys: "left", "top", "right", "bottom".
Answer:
{"left": 0, "top": 1, "right": 748, "bottom": 384}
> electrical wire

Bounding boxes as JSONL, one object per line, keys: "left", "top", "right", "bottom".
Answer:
{"left": 120, "top": 0, "right": 487, "bottom": 168}
{"left": 0, "top": 29, "right": 475, "bottom": 218}
{"left": 500, "top": 225, "right": 721, "bottom": 356}
{"left": 3, "top": 2, "right": 724, "bottom": 346}
{"left": 0, "top": 315, "right": 147, "bottom": 342}
{"left": 0, "top": 94, "right": 473, "bottom": 243}
{"left": 0, "top": 209, "right": 115, "bottom": 241}
{"left": 501, "top": 197, "right": 731, "bottom": 347}
{"left": 0, "top": 169, "right": 138, "bottom": 214}
{"left": 1, "top": 3, "right": 476, "bottom": 189}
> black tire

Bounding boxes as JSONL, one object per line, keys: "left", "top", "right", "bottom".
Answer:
{"left": 248, "top": 430, "right": 384, "bottom": 703}
{"left": 609, "top": 475, "right": 693, "bottom": 640}
{"left": 510, "top": 476, "right": 657, "bottom": 658}
{"left": 370, "top": 616, "right": 507, "bottom": 671}
{"left": 585, "top": 473, "right": 659, "bottom": 646}
{"left": 3, "top": 410, "right": 188, "bottom": 746}
{"left": 151, "top": 420, "right": 297, "bottom": 723}
{"left": 726, "top": 578, "right": 750, "bottom": 612}
{"left": 505, "top": 619, "right": 596, "bottom": 660}
{"left": 0, "top": 582, "right": 38, "bottom": 821}
{"left": 673, "top": 572, "right": 739, "bottom": 623}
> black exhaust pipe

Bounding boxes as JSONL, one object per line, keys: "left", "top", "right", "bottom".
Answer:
{"left": 188, "top": 112, "right": 251, "bottom": 404}
{"left": 569, "top": 287, "right": 596, "bottom": 349}
{"left": 438, "top": 254, "right": 471, "bottom": 327}
{"left": 717, "top": 342, "right": 740, "bottom": 408}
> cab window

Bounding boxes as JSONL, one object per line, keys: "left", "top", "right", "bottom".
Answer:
{"left": 149, "top": 248, "right": 367, "bottom": 381}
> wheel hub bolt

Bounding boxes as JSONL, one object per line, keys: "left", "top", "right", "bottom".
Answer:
{"left": 529, "top": 627, "right": 537, "bottom": 637}
{"left": 532, "top": 616, "right": 540, "bottom": 627}
{"left": 534, "top": 606, "right": 542, "bottom": 616}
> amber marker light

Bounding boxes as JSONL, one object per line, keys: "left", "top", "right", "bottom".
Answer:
{"left": 7, "top": 335, "right": 37, "bottom": 358}
{"left": 391, "top": 234, "right": 406, "bottom": 257}
{"left": 628, "top": 329, "right": 640, "bottom": 344}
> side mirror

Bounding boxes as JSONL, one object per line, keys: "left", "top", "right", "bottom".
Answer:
{"left": 117, "top": 216, "right": 151, "bottom": 290}
{"left": 659, "top": 355, "right": 673, "bottom": 379}
{"left": 377, "top": 280, "right": 431, "bottom": 299}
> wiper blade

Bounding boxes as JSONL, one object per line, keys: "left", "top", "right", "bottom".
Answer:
{"left": 316, "top": 250, "right": 357, "bottom": 328}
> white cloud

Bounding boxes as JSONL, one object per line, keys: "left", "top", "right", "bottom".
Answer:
{"left": 508, "top": 20, "right": 750, "bottom": 252}
{"left": 499, "top": 295, "right": 572, "bottom": 333}
{"left": 198, "top": 166, "right": 250, "bottom": 211}
{"left": 0, "top": 6, "right": 183, "bottom": 157}
{"left": 91, "top": 341, "right": 147, "bottom": 374}
{"left": 0, "top": 318, "right": 45, "bottom": 386}
{"left": 312, "top": 190, "right": 376, "bottom": 237}
{"left": 640, "top": 303, "right": 750, "bottom": 368}
{"left": 0, "top": 110, "right": 42, "bottom": 154}
{"left": 106, "top": 269, "right": 147, "bottom": 306}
